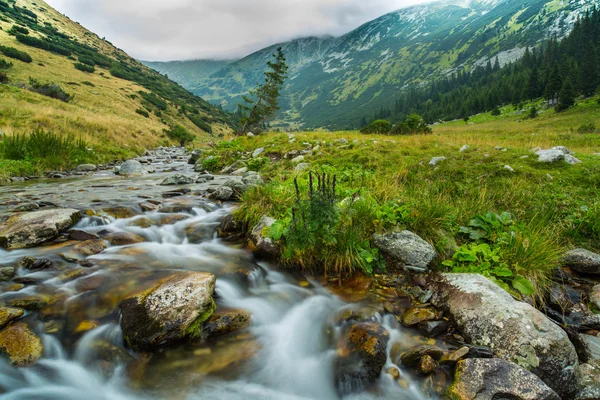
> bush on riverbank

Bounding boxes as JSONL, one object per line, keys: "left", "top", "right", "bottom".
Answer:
{"left": 0, "top": 129, "right": 97, "bottom": 174}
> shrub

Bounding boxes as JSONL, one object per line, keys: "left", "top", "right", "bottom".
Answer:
{"left": 135, "top": 109, "right": 149, "bottom": 118}
{"left": 8, "top": 25, "right": 29, "bottom": 36}
{"left": 248, "top": 156, "right": 269, "bottom": 171}
{"left": 74, "top": 63, "right": 95, "bottom": 73}
{"left": 78, "top": 56, "right": 96, "bottom": 66}
{"left": 202, "top": 156, "right": 221, "bottom": 172}
{"left": 267, "top": 173, "right": 382, "bottom": 277}
{"left": 188, "top": 114, "right": 212, "bottom": 133}
{"left": 491, "top": 106, "right": 501, "bottom": 116}
{"left": 0, "top": 58, "right": 13, "bottom": 69}
{"left": 0, "top": 72, "right": 8, "bottom": 84}
{"left": 16, "top": 34, "right": 71, "bottom": 56}
{"left": 578, "top": 123, "right": 597, "bottom": 134}
{"left": 528, "top": 106, "right": 538, "bottom": 119}
{"left": 391, "top": 114, "right": 432, "bottom": 135}
{"left": 166, "top": 125, "right": 195, "bottom": 146}
{"left": 28, "top": 77, "right": 73, "bottom": 102}
{"left": 140, "top": 91, "right": 167, "bottom": 110}
{"left": 0, "top": 46, "right": 32, "bottom": 63}
{"left": 81, "top": 81, "right": 95, "bottom": 87}
{"left": 361, "top": 120, "right": 391, "bottom": 134}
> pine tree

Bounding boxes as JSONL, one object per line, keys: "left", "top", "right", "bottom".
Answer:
{"left": 580, "top": 43, "right": 599, "bottom": 97}
{"left": 557, "top": 77, "right": 576, "bottom": 111}
{"left": 238, "top": 47, "right": 288, "bottom": 134}
{"left": 527, "top": 67, "right": 540, "bottom": 99}
{"left": 545, "top": 63, "right": 562, "bottom": 102}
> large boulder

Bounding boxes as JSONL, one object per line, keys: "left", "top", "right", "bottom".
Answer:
{"left": 0, "top": 323, "right": 43, "bottom": 366}
{"left": 564, "top": 249, "right": 600, "bottom": 275}
{"left": 448, "top": 358, "right": 560, "bottom": 400}
{"left": 188, "top": 149, "right": 202, "bottom": 165}
{"left": 119, "top": 272, "right": 216, "bottom": 350}
{"left": 209, "top": 186, "right": 234, "bottom": 201}
{"left": 372, "top": 231, "right": 436, "bottom": 272}
{"left": 429, "top": 273, "right": 578, "bottom": 398}
{"left": 334, "top": 322, "right": 390, "bottom": 394}
{"left": 249, "top": 216, "right": 279, "bottom": 257}
{"left": 0, "top": 208, "right": 81, "bottom": 249}
{"left": 536, "top": 149, "right": 565, "bottom": 163}
{"left": 118, "top": 160, "right": 147, "bottom": 176}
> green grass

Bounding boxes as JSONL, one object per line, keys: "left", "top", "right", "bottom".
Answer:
{"left": 209, "top": 99, "right": 600, "bottom": 293}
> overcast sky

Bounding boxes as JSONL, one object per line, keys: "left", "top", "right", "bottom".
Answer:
{"left": 45, "top": 0, "right": 431, "bottom": 61}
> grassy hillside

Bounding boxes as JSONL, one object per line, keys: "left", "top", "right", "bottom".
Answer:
{"left": 207, "top": 98, "right": 600, "bottom": 294}
{"left": 0, "top": 0, "right": 235, "bottom": 177}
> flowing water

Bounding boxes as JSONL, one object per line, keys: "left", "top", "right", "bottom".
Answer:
{"left": 0, "top": 151, "right": 448, "bottom": 399}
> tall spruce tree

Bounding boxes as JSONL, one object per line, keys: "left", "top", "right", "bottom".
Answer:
{"left": 580, "top": 43, "right": 599, "bottom": 97}
{"left": 558, "top": 77, "right": 576, "bottom": 111}
{"left": 238, "top": 47, "right": 288, "bottom": 134}
{"left": 527, "top": 67, "right": 540, "bottom": 99}
{"left": 545, "top": 63, "right": 563, "bottom": 102}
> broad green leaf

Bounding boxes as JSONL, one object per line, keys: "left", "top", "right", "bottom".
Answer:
{"left": 512, "top": 275, "right": 535, "bottom": 296}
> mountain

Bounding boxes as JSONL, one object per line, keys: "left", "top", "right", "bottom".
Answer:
{"left": 141, "top": 59, "right": 232, "bottom": 90}
{"left": 0, "top": 0, "right": 234, "bottom": 157}
{"left": 149, "top": 0, "right": 598, "bottom": 130}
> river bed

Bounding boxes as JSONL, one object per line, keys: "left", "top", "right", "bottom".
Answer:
{"left": 0, "top": 150, "right": 450, "bottom": 399}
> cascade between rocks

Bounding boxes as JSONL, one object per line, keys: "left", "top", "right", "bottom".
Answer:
{"left": 0, "top": 148, "right": 439, "bottom": 400}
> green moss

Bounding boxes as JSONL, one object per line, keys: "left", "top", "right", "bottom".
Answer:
{"left": 185, "top": 298, "right": 216, "bottom": 339}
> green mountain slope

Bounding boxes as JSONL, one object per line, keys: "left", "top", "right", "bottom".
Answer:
{"left": 0, "top": 0, "right": 234, "bottom": 157}
{"left": 149, "top": 0, "right": 598, "bottom": 130}
{"left": 141, "top": 59, "right": 232, "bottom": 90}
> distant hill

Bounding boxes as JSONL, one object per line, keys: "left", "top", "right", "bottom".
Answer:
{"left": 0, "top": 0, "right": 235, "bottom": 156}
{"left": 141, "top": 59, "right": 232, "bottom": 90}
{"left": 149, "top": 0, "right": 599, "bottom": 130}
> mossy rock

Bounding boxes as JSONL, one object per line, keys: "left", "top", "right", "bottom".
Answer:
{"left": 0, "top": 323, "right": 43, "bottom": 366}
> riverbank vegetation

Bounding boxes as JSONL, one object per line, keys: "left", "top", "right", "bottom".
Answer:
{"left": 209, "top": 99, "right": 600, "bottom": 296}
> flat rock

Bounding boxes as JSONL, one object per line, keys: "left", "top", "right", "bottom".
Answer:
{"left": 105, "top": 232, "right": 145, "bottom": 246}
{"left": 429, "top": 156, "right": 446, "bottom": 166}
{"left": 536, "top": 149, "right": 565, "bottom": 163}
{"left": 0, "top": 208, "right": 82, "bottom": 249}
{"left": 429, "top": 273, "right": 578, "bottom": 398}
{"left": 160, "top": 175, "right": 195, "bottom": 186}
{"left": 119, "top": 271, "right": 216, "bottom": 349}
{"left": 448, "top": 358, "right": 560, "bottom": 400}
{"left": 76, "top": 164, "right": 97, "bottom": 172}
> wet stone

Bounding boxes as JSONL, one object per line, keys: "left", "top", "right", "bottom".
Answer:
{"left": 418, "top": 320, "right": 450, "bottom": 337}
{"left": 0, "top": 267, "right": 15, "bottom": 282}
{"left": 0, "top": 323, "right": 43, "bottom": 367}
{"left": 74, "top": 239, "right": 107, "bottom": 256}
{"left": 417, "top": 354, "right": 438, "bottom": 375}
{"left": 400, "top": 345, "right": 444, "bottom": 366}
{"left": 21, "top": 257, "right": 53, "bottom": 271}
{"left": 0, "top": 307, "right": 24, "bottom": 329}
{"left": 203, "top": 308, "right": 251, "bottom": 340}
{"left": 400, "top": 307, "right": 441, "bottom": 326}
{"left": 106, "top": 232, "right": 145, "bottom": 246}
{"left": 68, "top": 229, "right": 100, "bottom": 241}
{"left": 440, "top": 346, "right": 470, "bottom": 365}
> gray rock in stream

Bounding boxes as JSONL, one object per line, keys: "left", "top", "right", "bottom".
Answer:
{"left": 0, "top": 208, "right": 82, "bottom": 249}
{"left": 209, "top": 186, "right": 234, "bottom": 201}
{"left": 429, "top": 273, "right": 578, "bottom": 398}
{"left": 160, "top": 174, "right": 195, "bottom": 186}
{"left": 249, "top": 216, "right": 279, "bottom": 257}
{"left": 119, "top": 271, "right": 216, "bottom": 350}
{"left": 373, "top": 231, "right": 436, "bottom": 271}
{"left": 447, "top": 358, "right": 560, "bottom": 400}
{"left": 117, "top": 160, "right": 147, "bottom": 176}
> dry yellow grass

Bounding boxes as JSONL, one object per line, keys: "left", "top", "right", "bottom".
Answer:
{"left": 0, "top": 0, "right": 230, "bottom": 158}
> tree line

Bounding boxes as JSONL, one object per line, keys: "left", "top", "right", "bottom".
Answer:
{"left": 366, "top": 6, "right": 600, "bottom": 125}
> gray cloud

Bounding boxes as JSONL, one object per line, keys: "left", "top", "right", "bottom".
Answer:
{"left": 45, "top": 0, "right": 430, "bottom": 61}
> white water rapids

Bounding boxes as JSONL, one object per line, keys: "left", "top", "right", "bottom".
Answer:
{"left": 0, "top": 156, "right": 436, "bottom": 400}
